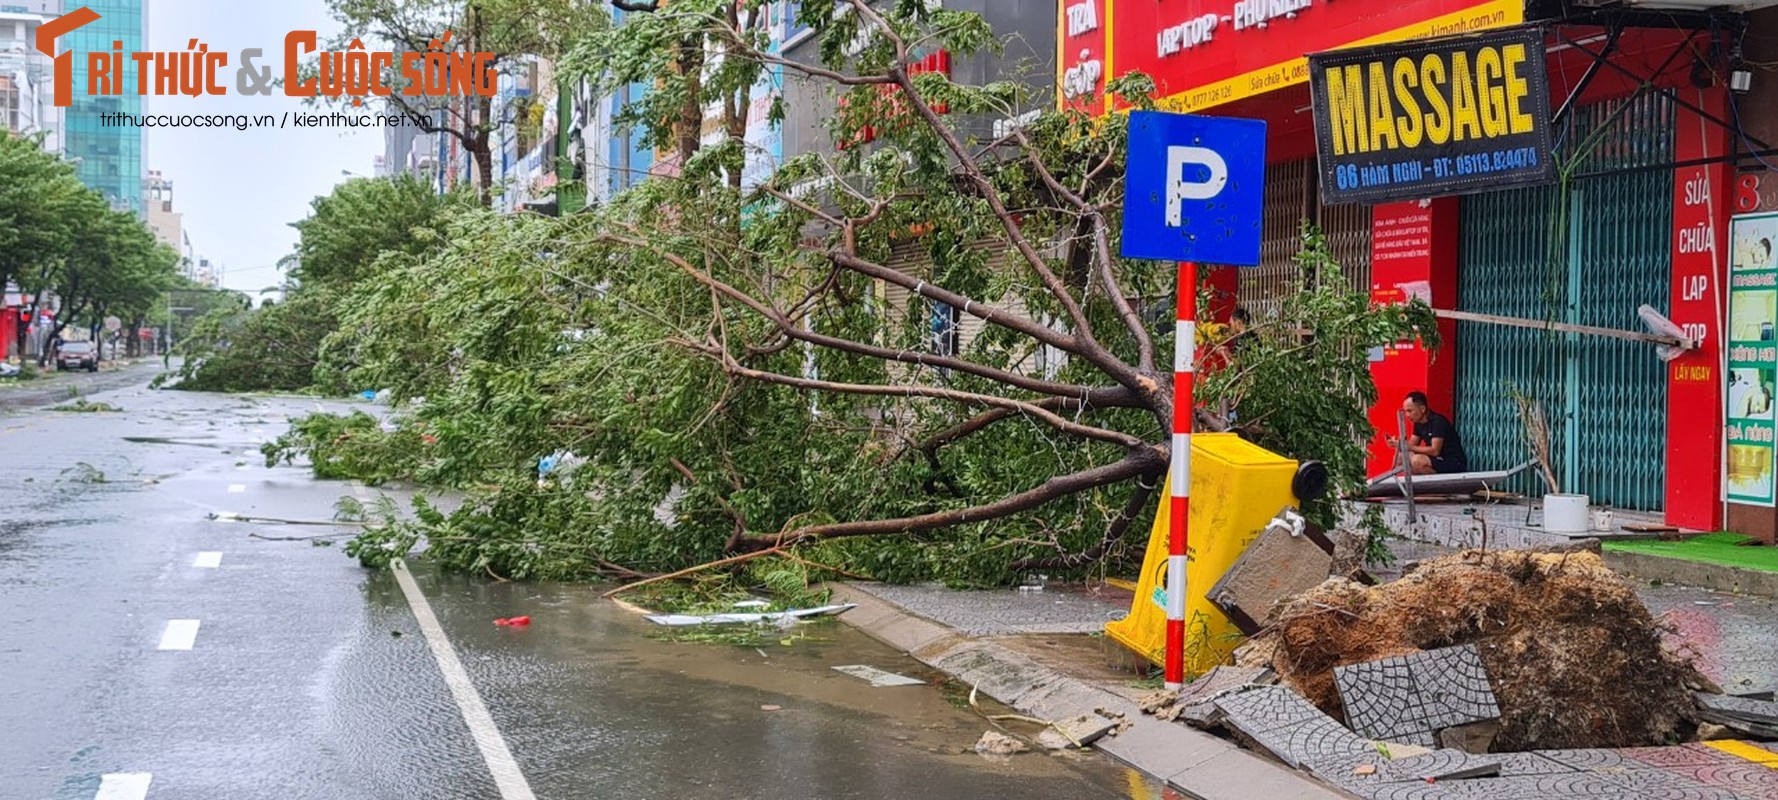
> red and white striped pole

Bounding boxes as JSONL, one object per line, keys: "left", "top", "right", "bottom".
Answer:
{"left": 1166, "top": 261, "right": 1197, "bottom": 690}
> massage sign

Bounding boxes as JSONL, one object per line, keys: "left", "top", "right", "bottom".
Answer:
{"left": 1307, "top": 27, "right": 1554, "bottom": 205}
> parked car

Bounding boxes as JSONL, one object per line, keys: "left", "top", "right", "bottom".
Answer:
{"left": 56, "top": 341, "right": 99, "bottom": 372}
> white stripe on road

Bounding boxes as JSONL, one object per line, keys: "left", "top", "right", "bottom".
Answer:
{"left": 227, "top": 484, "right": 246, "bottom": 493}
{"left": 158, "top": 619, "right": 201, "bottom": 651}
{"left": 193, "top": 552, "right": 223, "bottom": 568}
{"left": 391, "top": 558, "right": 536, "bottom": 800}
{"left": 94, "top": 772, "right": 152, "bottom": 800}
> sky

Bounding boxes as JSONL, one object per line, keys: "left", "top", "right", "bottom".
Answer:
{"left": 145, "top": 0, "right": 383, "bottom": 295}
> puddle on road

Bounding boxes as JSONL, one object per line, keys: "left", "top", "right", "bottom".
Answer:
{"left": 348, "top": 569, "right": 1171, "bottom": 800}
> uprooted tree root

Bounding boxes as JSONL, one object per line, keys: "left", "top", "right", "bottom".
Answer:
{"left": 1249, "top": 549, "right": 1706, "bottom": 751}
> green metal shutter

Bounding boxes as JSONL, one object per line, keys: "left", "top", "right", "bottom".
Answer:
{"left": 1455, "top": 93, "right": 1674, "bottom": 510}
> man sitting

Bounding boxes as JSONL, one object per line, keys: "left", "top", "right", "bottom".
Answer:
{"left": 1388, "top": 391, "right": 1468, "bottom": 475}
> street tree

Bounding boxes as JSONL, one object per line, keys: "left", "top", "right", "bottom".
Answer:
{"left": 0, "top": 131, "right": 87, "bottom": 302}
{"left": 312, "top": 0, "right": 606, "bottom": 206}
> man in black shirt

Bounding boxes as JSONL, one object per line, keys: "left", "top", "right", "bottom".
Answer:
{"left": 1390, "top": 391, "right": 1468, "bottom": 475}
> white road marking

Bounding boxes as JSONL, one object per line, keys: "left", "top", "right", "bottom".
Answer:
{"left": 193, "top": 552, "right": 223, "bottom": 568}
{"left": 94, "top": 772, "right": 152, "bottom": 800}
{"left": 391, "top": 559, "right": 536, "bottom": 800}
{"left": 158, "top": 619, "right": 201, "bottom": 651}
{"left": 227, "top": 484, "right": 246, "bottom": 493}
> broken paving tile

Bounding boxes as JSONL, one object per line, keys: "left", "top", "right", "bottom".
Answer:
{"left": 1696, "top": 692, "right": 1778, "bottom": 727}
{"left": 831, "top": 665, "right": 925, "bottom": 687}
{"left": 1239, "top": 714, "right": 1373, "bottom": 768}
{"left": 1436, "top": 719, "right": 1499, "bottom": 754}
{"left": 1174, "top": 665, "right": 1274, "bottom": 728}
{"left": 1334, "top": 645, "right": 1499, "bottom": 746}
{"left": 1213, "top": 686, "right": 1328, "bottom": 733}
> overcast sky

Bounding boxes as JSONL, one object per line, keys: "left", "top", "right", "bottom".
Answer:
{"left": 145, "top": 0, "right": 382, "bottom": 295}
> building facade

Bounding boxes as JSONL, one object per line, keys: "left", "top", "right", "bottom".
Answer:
{"left": 0, "top": 2, "right": 62, "bottom": 149}
{"left": 63, "top": 0, "right": 145, "bottom": 216}
{"left": 1065, "top": 0, "right": 1774, "bottom": 535}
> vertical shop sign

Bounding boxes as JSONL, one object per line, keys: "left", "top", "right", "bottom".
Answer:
{"left": 1726, "top": 211, "right": 1778, "bottom": 506}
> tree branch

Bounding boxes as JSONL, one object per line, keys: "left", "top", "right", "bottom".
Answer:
{"left": 735, "top": 448, "right": 1164, "bottom": 549}
{"left": 1010, "top": 472, "right": 1161, "bottom": 572}
{"left": 700, "top": 348, "right": 1148, "bottom": 450}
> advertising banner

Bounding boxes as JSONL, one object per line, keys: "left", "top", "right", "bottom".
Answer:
{"left": 1071, "top": 0, "right": 1521, "bottom": 117}
{"left": 1308, "top": 27, "right": 1554, "bottom": 205}
{"left": 1728, "top": 212, "right": 1778, "bottom": 506}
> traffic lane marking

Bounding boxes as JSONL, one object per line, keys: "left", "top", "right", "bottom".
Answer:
{"left": 193, "top": 552, "right": 223, "bottom": 568}
{"left": 94, "top": 773, "right": 152, "bottom": 800}
{"left": 157, "top": 620, "right": 201, "bottom": 651}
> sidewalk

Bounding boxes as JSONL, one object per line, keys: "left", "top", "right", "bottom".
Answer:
{"left": 829, "top": 582, "right": 1352, "bottom": 800}
{"left": 833, "top": 579, "right": 1778, "bottom": 799}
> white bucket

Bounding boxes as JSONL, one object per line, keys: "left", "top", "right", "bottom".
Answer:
{"left": 1544, "top": 493, "right": 1591, "bottom": 534}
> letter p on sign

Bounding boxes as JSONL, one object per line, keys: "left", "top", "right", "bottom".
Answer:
{"left": 1166, "top": 146, "right": 1228, "bottom": 226}
{"left": 1121, "top": 111, "right": 1265, "bottom": 267}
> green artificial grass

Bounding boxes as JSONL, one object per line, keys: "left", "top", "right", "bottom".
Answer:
{"left": 1604, "top": 532, "right": 1778, "bottom": 574}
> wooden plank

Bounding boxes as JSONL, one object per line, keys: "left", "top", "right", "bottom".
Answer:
{"left": 1433, "top": 308, "right": 1690, "bottom": 348}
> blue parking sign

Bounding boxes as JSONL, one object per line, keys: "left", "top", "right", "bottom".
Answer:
{"left": 1120, "top": 111, "right": 1266, "bottom": 266}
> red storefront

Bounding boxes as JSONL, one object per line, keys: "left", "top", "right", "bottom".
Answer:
{"left": 1063, "top": 0, "right": 1749, "bottom": 533}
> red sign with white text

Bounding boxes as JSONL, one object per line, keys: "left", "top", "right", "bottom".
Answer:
{"left": 1057, "top": 0, "right": 1108, "bottom": 112}
{"left": 1079, "top": 0, "right": 1520, "bottom": 114}
{"left": 1666, "top": 87, "right": 1728, "bottom": 530}
{"left": 1365, "top": 199, "right": 1457, "bottom": 476}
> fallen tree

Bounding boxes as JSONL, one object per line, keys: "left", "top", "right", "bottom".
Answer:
{"left": 267, "top": 1, "right": 1436, "bottom": 585}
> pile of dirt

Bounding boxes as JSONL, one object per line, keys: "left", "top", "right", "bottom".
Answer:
{"left": 1246, "top": 549, "right": 1707, "bottom": 750}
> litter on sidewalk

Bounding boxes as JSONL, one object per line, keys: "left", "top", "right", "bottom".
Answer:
{"left": 643, "top": 603, "right": 856, "bottom": 627}
{"left": 831, "top": 665, "right": 925, "bottom": 687}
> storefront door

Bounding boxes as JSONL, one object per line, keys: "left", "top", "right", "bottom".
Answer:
{"left": 1455, "top": 93, "right": 1675, "bottom": 510}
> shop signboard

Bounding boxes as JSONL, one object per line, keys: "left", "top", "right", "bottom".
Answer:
{"left": 1728, "top": 211, "right": 1778, "bottom": 506}
{"left": 1307, "top": 27, "right": 1554, "bottom": 205}
{"left": 1063, "top": 0, "right": 1522, "bottom": 116}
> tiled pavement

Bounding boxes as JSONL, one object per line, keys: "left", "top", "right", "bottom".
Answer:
{"left": 843, "top": 582, "right": 1778, "bottom": 799}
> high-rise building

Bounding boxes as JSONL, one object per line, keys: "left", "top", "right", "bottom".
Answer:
{"left": 0, "top": 2, "right": 62, "bottom": 150}
{"left": 144, "top": 168, "right": 181, "bottom": 251}
{"left": 63, "top": 0, "right": 145, "bottom": 216}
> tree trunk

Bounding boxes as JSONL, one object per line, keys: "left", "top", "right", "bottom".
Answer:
{"left": 473, "top": 97, "right": 495, "bottom": 207}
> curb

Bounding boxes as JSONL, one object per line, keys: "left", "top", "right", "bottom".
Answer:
{"left": 829, "top": 583, "right": 1354, "bottom": 800}
{"left": 1603, "top": 549, "right": 1778, "bottom": 597}
{"left": 0, "top": 363, "right": 158, "bottom": 413}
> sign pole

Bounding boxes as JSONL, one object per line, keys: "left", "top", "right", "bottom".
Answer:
{"left": 1167, "top": 260, "right": 1197, "bottom": 690}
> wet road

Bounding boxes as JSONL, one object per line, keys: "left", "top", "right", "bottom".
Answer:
{"left": 0, "top": 381, "right": 1164, "bottom": 800}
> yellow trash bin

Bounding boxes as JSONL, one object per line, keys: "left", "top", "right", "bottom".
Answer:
{"left": 1105, "top": 433, "right": 1300, "bottom": 677}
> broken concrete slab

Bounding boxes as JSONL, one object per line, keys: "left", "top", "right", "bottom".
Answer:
{"left": 1207, "top": 508, "right": 1334, "bottom": 635}
{"left": 974, "top": 730, "right": 1028, "bottom": 756}
{"left": 1034, "top": 713, "right": 1117, "bottom": 750}
{"left": 1436, "top": 719, "right": 1501, "bottom": 754}
{"left": 1334, "top": 644, "right": 1500, "bottom": 747}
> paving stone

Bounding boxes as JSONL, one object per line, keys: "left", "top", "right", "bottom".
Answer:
{"left": 1590, "top": 768, "right": 1745, "bottom": 800}
{"left": 1538, "top": 748, "right": 1635, "bottom": 771}
{"left": 1214, "top": 686, "right": 1327, "bottom": 733}
{"left": 1334, "top": 645, "right": 1499, "bottom": 746}
{"left": 1622, "top": 744, "right": 1747, "bottom": 769}
{"left": 1492, "top": 751, "right": 1578, "bottom": 776}
{"left": 1384, "top": 749, "right": 1503, "bottom": 781}
{"left": 1683, "top": 762, "right": 1778, "bottom": 799}
{"left": 1241, "top": 714, "right": 1374, "bottom": 768}
{"left": 1369, "top": 773, "right": 1663, "bottom": 800}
